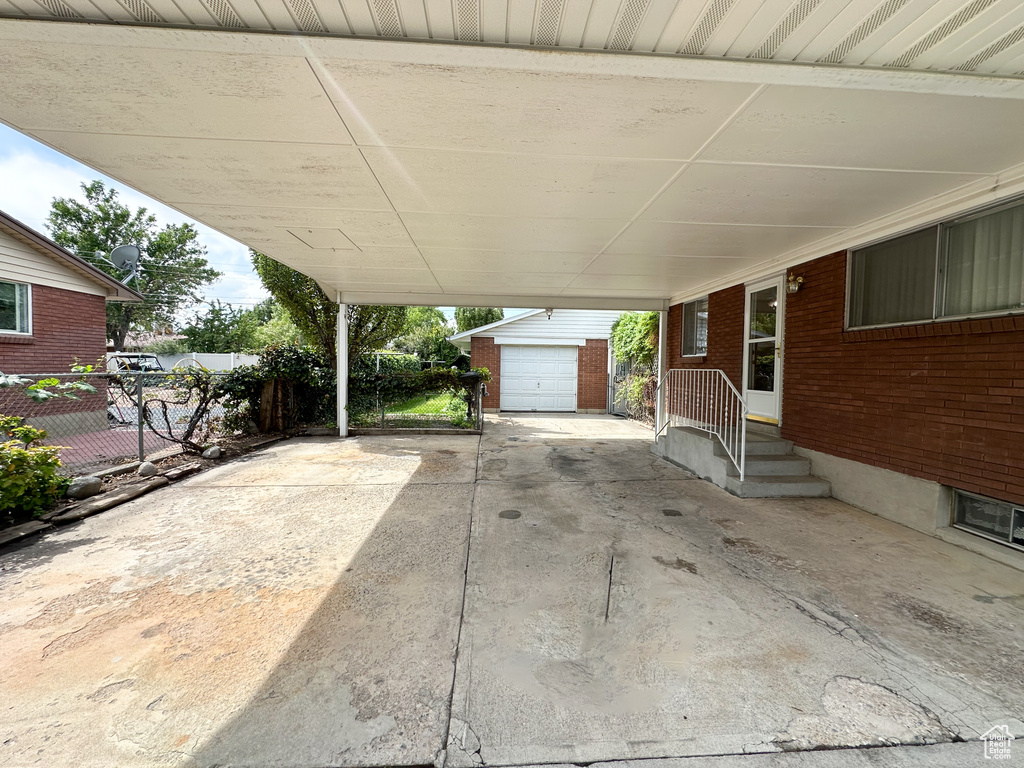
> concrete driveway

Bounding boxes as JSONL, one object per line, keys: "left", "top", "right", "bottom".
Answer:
{"left": 1, "top": 414, "right": 1022, "bottom": 768}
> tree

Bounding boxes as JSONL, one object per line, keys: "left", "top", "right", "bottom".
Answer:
{"left": 610, "top": 312, "right": 659, "bottom": 369}
{"left": 250, "top": 301, "right": 305, "bottom": 349}
{"left": 454, "top": 307, "right": 503, "bottom": 333}
{"left": 394, "top": 306, "right": 461, "bottom": 364}
{"left": 250, "top": 251, "right": 407, "bottom": 366}
{"left": 181, "top": 300, "right": 257, "bottom": 353}
{"left": 46, "top": 181, "right": 220, "bottom": 350}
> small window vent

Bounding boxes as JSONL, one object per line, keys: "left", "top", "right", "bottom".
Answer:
{"left": 534, "top": 0, "right": 565, "bottom": 46}
{"left": 371, "top": 0, "right": 403, "bottom": 37}
{"left": 955, "top": 22, "right": 1024, "bottom": 71}
{"left": 885, "top": 0, "right": 995, "bottom": 68}
{"left": 455, "top": 0, "right": 480, "bottom": 41}
{"left": 680, "top": 0, "right": 736, "bottom": 55}
{"left": 203, "top": 0, "right": 244, "bottom": 27}
{"left": 120, "top": 0, "right": 163, "bottom": 22}
{"left": 35, "top": 0, "right": 81, "bottom": 18}
{"left": 819, "top": 0, "right": 908, "bottom": 64}
{"left": 751, "top": 0, "right": 823, "bottom": 60}
{"left": 608, "top": 0, "right": 650, "bottom": 51}
{"left": 954, "top": 490, "right": 1024, "bottom": 551}
{"left": 287, "top": 0, "right": 323, "bottom": 31}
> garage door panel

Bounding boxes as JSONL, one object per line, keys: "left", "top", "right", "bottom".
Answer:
{"left": 500, "top": 345, "right": 577, "bottom": 412}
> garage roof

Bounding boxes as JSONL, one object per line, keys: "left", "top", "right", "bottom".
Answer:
{"left": 2, "top": 6, "right": 1024, "bottom": 309}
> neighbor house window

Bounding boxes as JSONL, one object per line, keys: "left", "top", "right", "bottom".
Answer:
{"left": 681, "top": 297, "right": 708, "bottom": 356}
{"left": 848, "top": 198, "right": 1024, "bottom": 328}
{"left": 954, "top": 490, "right": 1024, "bottom": 550}
{"left": 0, "top": 281, "right": 30, "bottom": 334}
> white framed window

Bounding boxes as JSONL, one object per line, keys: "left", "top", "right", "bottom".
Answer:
{"left": 681, "top": 297, "right": 708, "bottom": 356}
{"left": 0, "top": 280, "right": 30, "bottom": 335}
{"left": 847, "top": 197, "right": 1024, "bottom": 329}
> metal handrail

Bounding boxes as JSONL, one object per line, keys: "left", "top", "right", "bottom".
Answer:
{"left": 658, "top": 369, "right": 747, "bottom": 481}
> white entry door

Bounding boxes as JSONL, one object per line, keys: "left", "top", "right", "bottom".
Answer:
{"left": 500, "top": 345, "right": 577, "bottom": 411}
{"left": 742, "top": 276, "right": 784, "bottom": 424}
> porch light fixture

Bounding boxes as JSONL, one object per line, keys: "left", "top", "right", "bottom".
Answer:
{"left": 786, "top": 274, "right": 804, "bottom": 294}
{"left": 545, "top": 308, "right": 553, "bottom": 319}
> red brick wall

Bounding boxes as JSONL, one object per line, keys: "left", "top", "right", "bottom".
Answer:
{"left": 781, "top": 250, "right": 1024, "bottom": 506}
{"left": 0, "top": 284, "right": 108, "bottom": 419}
{"left": 471, "top": 336, "right": 501, "bottom": 410}
{"left": 577, "top": 339, "right": 608, "bottom": 411}
{"left": 666, "top": 285, "right": 745, "bottom": 388}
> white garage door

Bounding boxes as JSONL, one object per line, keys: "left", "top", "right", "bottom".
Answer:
{"left": 500, "top": 345, "right": 577, "bottom": 412}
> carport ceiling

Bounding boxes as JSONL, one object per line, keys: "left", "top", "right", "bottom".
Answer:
{"left": 3, "top": 15, "right": 1024, "bottom": 308}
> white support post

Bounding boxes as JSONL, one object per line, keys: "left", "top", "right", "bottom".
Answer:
{"left": 656, "top": 309, "right": 668, "bottom": 438}
{"left": 337, "top": 299, "right": 348, "bottom": 438}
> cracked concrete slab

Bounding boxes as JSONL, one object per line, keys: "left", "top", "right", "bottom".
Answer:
{"left": 447, "top": 415, "right": 1024, "bottom": 767}
{"left": 2, "top": 416, "right": 1023, "bottom": 768}
{"left": 0, "top": 437, "right": 474, "bottom": 768}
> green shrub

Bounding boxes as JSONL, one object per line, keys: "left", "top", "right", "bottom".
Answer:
{"left": 0, "top": 417, "right": 69, "bottom": 525}
{"left": 610, "top": 312, "right": 659, "bottom": 370}
{"left": 219, "top": 345, "right": 337, "bottom": 432}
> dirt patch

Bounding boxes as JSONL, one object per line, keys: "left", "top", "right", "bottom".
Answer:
{"left": 722, "top": 536, "right": 795, "bottom": 569}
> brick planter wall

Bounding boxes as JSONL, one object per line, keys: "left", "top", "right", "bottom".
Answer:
{"left": 577, "top": 339, "right": 608, "bottom": 411}
{"left": 781, "top": 250, "right": 1024, "bottom": 506}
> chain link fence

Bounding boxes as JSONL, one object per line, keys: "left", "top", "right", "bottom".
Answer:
{"left": 0, "top": 371, "right": 230, "bottom": 476}
{"left": 349, "top": 373, "right": 485, "bottom": 431}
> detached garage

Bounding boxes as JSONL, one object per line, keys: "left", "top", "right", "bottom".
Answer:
{"left": 449, "top": 310, "right": 623, "bottom": 414}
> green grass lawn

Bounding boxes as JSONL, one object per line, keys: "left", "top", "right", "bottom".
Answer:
{"left": 390, "top": 391, "right": 462, "bottom": 414}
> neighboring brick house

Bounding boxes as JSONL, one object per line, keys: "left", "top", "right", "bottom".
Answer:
{"left": 449, "top": 310, "right": 622, "bottom": 414}
{"left": 659, "top": 197, "right": 1024, "bottom": 559}
{"left": 0, "top": 210, "right": 142, "bottom": 434}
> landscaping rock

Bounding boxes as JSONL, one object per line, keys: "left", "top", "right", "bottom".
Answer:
{"left": 66, "top": 476, "right": 103, "bottom": 499}
{"left": 202, "top": 446, "right": 222, "bottom": 459}
{"left": 138, "top": 461, "right": 159, "bottom": 477}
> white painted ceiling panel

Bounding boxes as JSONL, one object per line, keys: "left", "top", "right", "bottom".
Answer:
{"left": 651, "top": 0, "right": 702, "bottom": 53}
{"left": 3, "top": 22, "right": 1024, "bottom": 307}
{"left": 362, "top": 147, "right": 682, "bottom": 218}
{"left": 220, "top": 0, "right": 268, "bottom": 27}
{"left": 167, "top": 0, "right": 216, "bottom": 24}
{"left": 341, "top": 0, "right": 378, "bottom": 33}
{"left": 316, "top": 61, "right": 758, "bottom": 157}
{"left": 766, "top": 1, "right": 852, "bottom": 62}
{"left": 700, "top": 1, "right": 762, "bottom": 56}
{"left": 401, "top": 213, "right": 627, "bottom": 252}
{"left": 419, "top": 249, "right": 596, "bottom": 273}
{"left": 30, "top": 132, "right": 392, "bottom": 210}
{"left": 721, "top": 0, "right": 792, "bottom": 58}
{"left": 642, "top": 163, "right": 985, "bottom": 228}
{"left": 582, "top": 253, "right": 765, "bottom": 276}
{"left": 906, "top": 2, "right": 1018, "bottom": 68}
{"left": 700, "top": 85, "right": 1024, "bottom": 173}
{"left": 858, "top": 0, "right": 985, "bottom": 67}
{"left": 395, "top": 0, "right": 429, "bottom": 37}
{"left": 140, "top": 0, "right": 193, "bottom": 23}
{"left": 604, "top": 221, "right": 842, "bottom": 258}
{"left": 0, "top": 44, "right": 348, "bottom": 143}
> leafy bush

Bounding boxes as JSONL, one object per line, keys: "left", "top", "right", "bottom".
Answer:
{"left": 349, "top": 361, "right": 490, "bottom": 427}
{"left": 220, "top": 345, "right": 337, "bottom": 432}
{"left": 610, "top": 312, "right": 659, "bottom": 370}
{"left": 144, "top": 337, "right": 188, "bottom": 355}
{"left": 0, "top": 417, "right": 68, "bottom": 526}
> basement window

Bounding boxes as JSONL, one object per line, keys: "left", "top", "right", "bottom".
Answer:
{"left": 681, "top": 297, "right": 708, "bottom": 356}
{"left": 953, "top": 490, "right": 1024, "bottom": 551}
{"left": 0, "top": 281, "right": 30, "bottom": 334}
{"left": 847, "top": 197, "right": 1024, "bottom": 329}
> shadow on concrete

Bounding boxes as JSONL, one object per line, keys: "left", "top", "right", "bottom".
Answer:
{"left": 189, "top": 437, "right": 475, "bottom": 768}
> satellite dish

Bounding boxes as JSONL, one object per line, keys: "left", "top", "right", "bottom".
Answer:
{"left": 109, "top": 244, "right": 141, "bottom": 271}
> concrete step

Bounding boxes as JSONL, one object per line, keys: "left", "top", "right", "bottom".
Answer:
{"left": 724, "top": 474, "right": 832, "bottom": 498}
{"left": 713, "top": 431, "right": 794, "bottom": 457}
{"left": 726, "top": 453, "right": 811, "bottom": 477}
